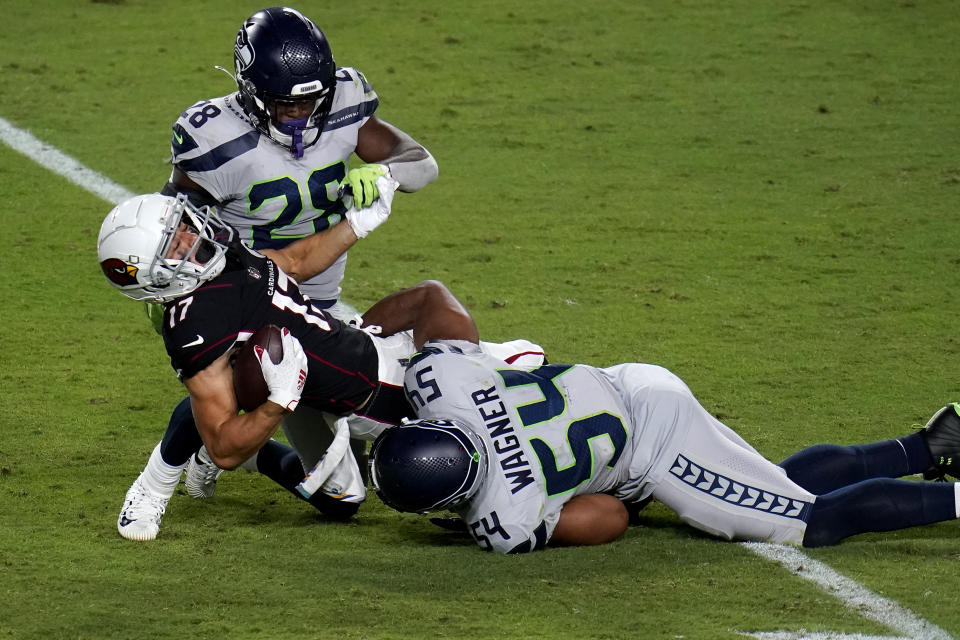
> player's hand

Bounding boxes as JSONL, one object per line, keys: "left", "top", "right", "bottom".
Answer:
{"left": 345, "top": 175, "right": 400, "bottom": 239}
{"left": 256, "top": 327, "right": 308, "bottom": 411}
{"left": 340, "top": 164, "right": 389, "bottom": 208}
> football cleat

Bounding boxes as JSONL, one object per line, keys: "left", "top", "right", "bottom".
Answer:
{"left": 184, "top": 446, "right": 223, "bottom": 499}
{"left": 117, "top": 476, "right": 169, "bottom": 541}
{"left": 429, "top": 516, "right": 469, "bottom": 534}
{"left": 920, "top": 403, "right": 960, "bottom": 480}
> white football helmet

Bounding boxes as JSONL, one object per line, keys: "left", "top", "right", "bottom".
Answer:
{"left": 98, "top": 193, "right": 233, "bottom": 303}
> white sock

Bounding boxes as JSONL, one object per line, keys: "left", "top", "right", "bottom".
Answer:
{"left": 955, "top": 483, "right": 960, "bottom": 518}
{"left": 138, "top": 442, "right": 186, "bottom": 498}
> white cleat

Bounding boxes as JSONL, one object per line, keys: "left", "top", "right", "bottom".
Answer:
{"left": 184, "top": 446, "right": 223, "bottom": 499}
{"left": 117, "top": 476, "right": 168, "bottom": 541}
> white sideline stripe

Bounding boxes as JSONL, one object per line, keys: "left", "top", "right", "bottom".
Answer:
{"left": 1, "top": 114, "right": 954, "bottom": 640}
{"left": 741, "top": 632, "right": 909, "bottom": 640}
{"left": 0, "top": 116, "right": 134, "bottom": 205}
{"left": 742, "top": 543, "right": 954, "bottom": 640}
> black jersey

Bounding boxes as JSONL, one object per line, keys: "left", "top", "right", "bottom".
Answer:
{"left": 162, "top": 242, "right": 380, "bottom": 416}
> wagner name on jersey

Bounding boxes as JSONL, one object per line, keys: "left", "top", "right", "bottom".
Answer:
{"left": 168, "top": 67, "right": 378, "bottom": 302}
{"left": 403, "top": 341, "right": 645, "bottom": 553}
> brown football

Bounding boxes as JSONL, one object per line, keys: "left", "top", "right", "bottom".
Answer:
{"left": 232, "top": 324, "right": 284, "bottom": 412}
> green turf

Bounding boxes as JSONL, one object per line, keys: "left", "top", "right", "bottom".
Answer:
{"left": 1, "top": 1, "right": 959, "bottom": 638}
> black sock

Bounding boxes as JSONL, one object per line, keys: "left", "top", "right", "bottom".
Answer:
{"left": 159, "top": 396, "right": 203, "bottom": 466}
{"left": 780, "top": 433, "right": 933, "bottom": 494}
{"left": 803, "top": 478, "right": 956, "bottom": 547}
{"left": 254, "top": 440, "right": 359, "bottom": 520}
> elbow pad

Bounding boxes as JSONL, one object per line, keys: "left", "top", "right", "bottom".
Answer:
{"left": 387, "top": 151, "right": 438, "bottom": 193}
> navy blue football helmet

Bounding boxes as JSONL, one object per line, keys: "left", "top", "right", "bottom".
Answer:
{"left": 369, "top": 418, "right": 488, "bottom": 514}
{"left": 233, "top": 7, "right": 337, "bottom": 157}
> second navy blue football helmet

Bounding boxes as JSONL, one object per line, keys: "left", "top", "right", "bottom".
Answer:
{"left": 369, "top": 418, "right": 488, "bottom": 514}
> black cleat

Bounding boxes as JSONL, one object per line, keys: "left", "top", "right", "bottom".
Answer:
{"left": 920, "top": 403, "right": 960, "bottom": 480}
{"left": 429, "top": 516, "right": 469, "bottom": 535}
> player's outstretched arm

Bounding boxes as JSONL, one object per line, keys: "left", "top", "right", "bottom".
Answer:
{"left": 550, "top": 494, "right": 630, "bottom": 547}
{"left": 361, "top": 280, "right": 479, "bottom": 348}
{"left": 260, "top": 222, "right": 359, "bottom": 284}
{"left": 354, "top": 116, "right": 438, "bottom": 193}
{"left": 183, "top": 351, "right": 288, "bottom": 470}
{"left": 161, "top": 167, "right": 220, "bottom": 209}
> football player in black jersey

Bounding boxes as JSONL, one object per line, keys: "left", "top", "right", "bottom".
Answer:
{"left": 116, "top": 5, "right": 441, "bottom": 542}
{"left": 98, "top": 190, "right": 545, "bottom": 540}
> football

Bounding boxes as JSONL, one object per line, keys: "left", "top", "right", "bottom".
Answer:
{"left": 232, "top": 324, "right": 284, "bottom": 412}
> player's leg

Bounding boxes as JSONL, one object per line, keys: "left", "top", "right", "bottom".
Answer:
{"left": 779, "top": 435, "right": 933, "bottom": 495}
{"left": 802, "top": 478, "right": 960, "bottom": 547}
{"left": 780, "top": 403, "right": 960, "bottom": 493}
{"left": 280, "top": 404, "right": 336, "bottom": 469}
{"left": 253, "top": 439, "right": 359, "bottom": 519}
{"left": 638, "top": 384, "right": 960, "bottom": 546}
{"left": 648, "top": 412, "right": 815, "bottom": 545}
{"left": 118, "top": 396, "right": 197, "bottom": 540}
{"left": 608, "top": 363, "right": 814, "bottom": 543}
{"left": 281, "top": 404, "right": 370, "bottom": 479}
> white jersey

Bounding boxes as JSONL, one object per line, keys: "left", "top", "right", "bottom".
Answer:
{"left": 406, "top": 341, "right": 816, "bottom": 551}
{"left": 169, "top": 67, "right": 378, "bottom": 301}
{"left": 404, "top": 341, "right": 679, "bottom": 553}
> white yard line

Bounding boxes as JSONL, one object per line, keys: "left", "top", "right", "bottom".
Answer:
{"left": 1, "top": 115, "right": 954, "bottom": 640}
{"left": 0, "top": 116, "right": 133, "bottom": 205}
{"left": 742, "top": 543, "right": 954, "bottom": 640}
{"left": 740, "top": 632, "right": 910, "bottom": 640}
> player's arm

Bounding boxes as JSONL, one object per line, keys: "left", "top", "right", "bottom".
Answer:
{"left": 261, "top": 174, "right": 399, "bottom": 282}
{"left": 161, "top": 167, "right": 220, "bottom": 209}
{"left": 360, "top": 280, "right": 479, "bottom": 348}
{"left": 340, "top": 116, "right": 438, "bottom": 208}
{"left": 355, "top": 116, "right": 438, "bottom": 193}
{"left": 550, "top": 494, "right": 630, "bottom": 547}
{"left": 183, "top": 351, "right": 288, "bottom": 470}
{"left": 259, "top": 223, "right": 359, "bottom": 284}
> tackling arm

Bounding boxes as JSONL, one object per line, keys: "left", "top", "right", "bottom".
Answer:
{"left": 355, "top": 116, "right": 438, "bottom": 193}
{"left": 162, "top": 167, "right": 220, "bottom": 209}
{"left": 183, "top": 351, "right": 288, "bottom": 470}
{"left": 164, "top": 167, "right": 384, "bottom": 285}
{"left": 550, "top": 494, "right": 630, "bottom": 547}
{"left": 360, "top": 280, "right": 480, "bottom": 349}
{"left": 261, "top": 174, "right": 398, "bottom": 280}
{"left": 259, "top": 223, "right": 359, "bottom": 284}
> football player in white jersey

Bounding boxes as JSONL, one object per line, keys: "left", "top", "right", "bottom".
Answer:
{"left": 370, "top": 305, "right": 960, "bottom": 553}
{"left": 163, "top": 6, "right": 437, "bottom": 306}
{"left": 114, "top": 6, "right": 446, "bottom": 539}
{"left": 155, "top": 6, "right": 440, "bottom": 475}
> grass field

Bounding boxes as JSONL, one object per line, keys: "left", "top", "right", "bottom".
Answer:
{"left": 1, "top": 1, "right": 959, "bottom": 638}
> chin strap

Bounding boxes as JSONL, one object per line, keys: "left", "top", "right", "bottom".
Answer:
{"left": 274, "top": 118, "right": 309, "bottom": 159}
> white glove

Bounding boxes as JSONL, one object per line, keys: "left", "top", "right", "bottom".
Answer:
{"left": 345, "top": 174, "right": 400, "bottom": 239}
{"left": 257, "top": 327, "right": 308, "bottom": 411}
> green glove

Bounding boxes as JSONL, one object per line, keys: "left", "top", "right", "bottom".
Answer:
{"left": 144, "top": 301, "right": 165, "bottom": 336}
{"left": 340, "top": 164, "right": 388, "bottom": 208}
